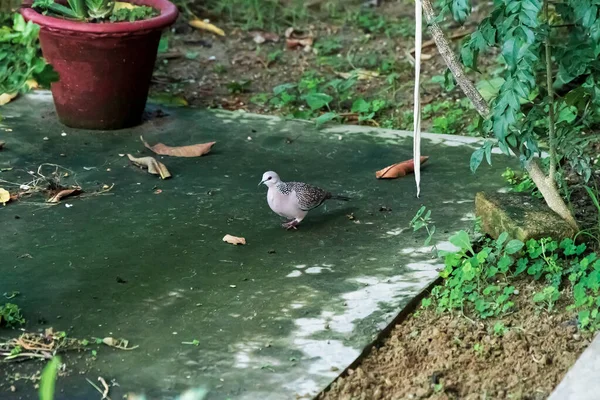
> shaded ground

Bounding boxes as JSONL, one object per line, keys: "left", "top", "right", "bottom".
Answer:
{"left": 0, "top": 94, "right": 511, "bottom": 399}
{"left": 319, "top": 277, "right": 592, "bottom": 400}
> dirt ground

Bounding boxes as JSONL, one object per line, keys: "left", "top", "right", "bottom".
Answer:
{"left": 150, "top": 0, "right": 488, "bottom": 132}
{"left": 318, "top": 278, "right": 591, "bottom": 400}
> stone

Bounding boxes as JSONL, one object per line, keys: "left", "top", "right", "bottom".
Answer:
{"left": 475, "top": 191, "right": 577, "bottom": 241}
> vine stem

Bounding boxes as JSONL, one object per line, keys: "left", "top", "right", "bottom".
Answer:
{"left": 545, "top": 0, "right": 557, "bottom": 186}
{"left": 420, "top": 0, "right": 578, "bottom": 231}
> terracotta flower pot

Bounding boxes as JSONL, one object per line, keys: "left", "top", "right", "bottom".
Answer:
{"left": 21, "top": 0, "right": 178, "bottom": 130}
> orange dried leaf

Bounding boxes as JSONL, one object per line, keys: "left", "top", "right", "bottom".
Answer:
{"left": 376, "top": 156, "right": 429, "bottom": 179}
{"left": 47, "top": 187, "right": 82, "bottom": 203}
{"left": 223, "top": 234, "right": 246, "bottom": 245}
{"left": 141, "top": 136, "right": 215, "bottom": 158}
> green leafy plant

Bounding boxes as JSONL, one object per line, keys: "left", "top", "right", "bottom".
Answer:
{"left": 410, "top": 205, "right": 436, "bottom": 247}
{"left": 426, "top": 0, "right": 596, "bottom": 230}
{"left": 32, "top": 0, "right": 157, "bottom": 22}
{"left": 0, "top": 13, "right": 57, "bottom": 94}
{"left": 430, "top": 230, "right": 523, "bottom": 319}
{"left": 0, "top": 302, "right": 25, "bottom": 328}
{"left": 501, "top": 167, "right": 539, "bottom": 197}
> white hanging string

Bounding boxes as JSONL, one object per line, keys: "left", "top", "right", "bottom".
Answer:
{"left": 413, "top": 0, "right": 423, "bottom": 197}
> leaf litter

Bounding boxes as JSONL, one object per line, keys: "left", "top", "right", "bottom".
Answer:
{"left": 141, "top": 136, "right": 216, "bottom": 158}
{"left": 376, "top": 156, "right": 429, "bottom": 179}
{"left": 127, "top": 154, "right": 172, "bottom": 179}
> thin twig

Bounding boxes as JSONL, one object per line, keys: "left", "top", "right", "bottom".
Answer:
{"left": 545, "top": 0, "right": 557, "bottom": 186}
{"left": 86, "top": 378, "right": 112, "bottom": 400}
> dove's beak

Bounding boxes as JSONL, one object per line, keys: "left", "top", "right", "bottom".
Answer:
{"left": 258, "top": 179, "right": 265, "bottom": 187}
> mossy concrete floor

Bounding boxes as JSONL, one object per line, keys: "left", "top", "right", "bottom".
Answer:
{"left": 0, "top": 92, "right": 511, "bottom": 400}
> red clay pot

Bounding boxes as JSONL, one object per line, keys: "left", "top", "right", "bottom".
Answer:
{"left": 21, "top": 0, "right": 178, "bottom": 130}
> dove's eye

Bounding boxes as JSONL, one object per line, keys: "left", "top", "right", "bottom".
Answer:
{"left": 267, "top": 176, "right": 272, "bottom": 180}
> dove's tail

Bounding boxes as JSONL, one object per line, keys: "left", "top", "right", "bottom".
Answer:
{"left": 330, "top": 194, "right": 350, "bottom": 201}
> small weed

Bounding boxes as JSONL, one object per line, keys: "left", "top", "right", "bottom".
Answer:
{"left": 213, "top": 64, "right": 227, "bottom": 74}
{"left": 410, "top": 206, "right": 437, "bottom": 248}
{"left": 0, "top": 303, "right": 25, "bottom": 328}
{"left": 493, "top": 321, "right": 507, "bottom": 336}
{"left": 314, "top": 37, "right": 343, "bottom": 56}
{"left": 226, "top": 80, "right": 252, "bottom": 94}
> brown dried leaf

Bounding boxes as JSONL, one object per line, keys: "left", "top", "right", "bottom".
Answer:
{"left": 47, "top": 187, "right": 82, "bottom": 203}
{"left": 376, "top": 156, "right": 429, "bottom": 179}
{"left": 223, "top": 234, "right": 246, "bottom": 245}
{"left": 102, "top": 337, "right": 139, "bottom": 350}
{"left": 127, "top": 154, "right": 172, "bottom": 179}
{"left": 285, "top": 27, "right": 314, "bottom": 50}
{"left": 141, "top": 136, "right": 215, "bottom": 158}
{"left": 251, "top": 30, "right": 279, "bottom": 44}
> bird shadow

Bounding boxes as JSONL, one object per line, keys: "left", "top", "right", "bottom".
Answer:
{"left": 299, "top": 206, "right": 359, "bottom": 229}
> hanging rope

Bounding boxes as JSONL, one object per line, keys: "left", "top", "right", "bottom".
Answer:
{"left": 413, "top": 0, "right": 423, "bottom": 197}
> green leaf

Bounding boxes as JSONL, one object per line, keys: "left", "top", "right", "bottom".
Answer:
{"left": 302, "top": 93, "right": 332, "bottom": 110}
{"left": 504, "top": 239, "right": 524, "bottom": 255}
{"left": 273, "top": 83, "right": 296, "bottom": 95}
{"left": 315, "top": 112, "right": 338, "bottom": 127}
{"left": 351, "top": 98, "right": 371, "bottom": 113}
{"left": 449, "top": 230, "right": 472, "bottom": 252}
{"left": 39, "top": 356, "right": 61, "bottom": 400}
{"left": 450, "top": 0, "right": 471, "bottom": 24}
{"left": 470, "top": 147, "right": 485, "bottom": 173}
{"left": 158, "top": 36, "right": 169, "bottom": 53}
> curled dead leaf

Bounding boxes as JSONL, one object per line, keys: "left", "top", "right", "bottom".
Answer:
{"left": 251, "top": 30, "right": 279, "bottom": 44}
{"left": 223, "top": 234, "right": 246, "bottom": 245}
{"left": 0, "top": 188, "right": 10, "bottom": 205}
{"left": 102, "top": 337, "right": 139, "bottom": 350}
{"left": 127, "top": 154, "right": 172, "bottom": 179}
{"left": 47, "top": 187, "right": 82, "bottom": 203}
{"left": 285, "top": 27, "right": 314, "bottom": 50}
{"left": 0, "top": 92, "right": 17, "bottom": 106}
{"left": 141, "top": 136, "right": 215, "bottom": 158}
{"left": 376, "top": 156, "right": 429, "bottom": 179}
{"left": 189, "top": 19, "right": 225, "bottom": 36}
{"left": 335, "top": 69, "right": 380, "bottom": 80}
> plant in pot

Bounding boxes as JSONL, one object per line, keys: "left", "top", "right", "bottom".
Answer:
{"left": 21, "top": 0, "right": 178, "bottom": 130}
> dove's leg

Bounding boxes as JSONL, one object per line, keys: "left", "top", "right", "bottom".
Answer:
{"left": 282, "top": 218, "right": 302, "bottom": 230}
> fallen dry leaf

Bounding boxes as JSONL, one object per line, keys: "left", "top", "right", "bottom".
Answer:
{"left": 141, "top": 136, "right": 215, "bottom": 158}
{"left": 285, "top": 27, "right": 314, "bottom": 50}
{"left": 189, "top": 19, "right": 225, "bottom": 36}
{"left": 376, "top": 156, "right": 429, "bottom": 179}
{"left": 102, "top": 337, "right": 139, "bottom": 350}
{"left": 251, "top": 30, "right": 279, "bottom": 44}
{"left": 0, "top": 140, "right": 5, "bottom": 150}
{"left": 335, "top": 69, "right": 380, "bottom": 80}
{"left": 127, "top": 154, "right": 171, "bottom": 179}
{"left": 0, "top": 92, "right": 17, "bottom": 106}
{"left": 47, "top": 187, "right": 82, "bottom": 203}
{"left": 0, "top": 188, "right": 10, "bottom": 205}
{"left": 223, "top": 234, "right": 246, "bottom": 245}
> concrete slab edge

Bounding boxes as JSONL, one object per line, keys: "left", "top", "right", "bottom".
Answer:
{"left": 547, "top": 331, "right": 600, "bottom": 400}
{"left": 314, "top": 276, "right": 443, "bottom": 399}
